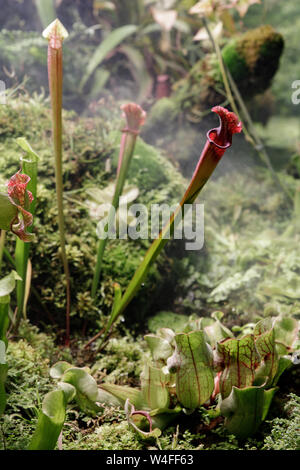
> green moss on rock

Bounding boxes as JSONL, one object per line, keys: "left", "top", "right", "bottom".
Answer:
{"left": 223, "top": 25, "right": 284, "bottom": 96}
{"left": 152, "top": 25, "right": 284, "bottom": 127}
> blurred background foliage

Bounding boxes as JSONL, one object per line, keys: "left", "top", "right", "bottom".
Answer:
{"left": 0, "top": 0, "right": 299, "bottom": 175}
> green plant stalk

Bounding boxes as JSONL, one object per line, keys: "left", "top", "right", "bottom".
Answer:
{"left": 0, "top": 271, "right": 20, "bottom": 417}
{"left": 15, "top": 139, "right": 39, "bottom": 321}
{"left": 0, "top": 231, "right": 5, "bottom": 275}
{"left": 43, "top": 20, "right": 71, "bottom": 344}
{"left": 202, "top": 18, "right": 293, "bottom": 203}
{"left": 0, "top": 300, "right": 9, "bottom": 417}
{"left": 91, "top": 103, "right": 146, "bottom": 298}
{"left": 88, "top": 106, "right": 242, "bottom": 345}
{"left": 91, "top": 133, "right": 136, "bottom": 297}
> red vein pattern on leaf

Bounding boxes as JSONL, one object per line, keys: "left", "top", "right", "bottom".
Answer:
{"left": 217, "top": 335, "right": 258, "bottom": 399}
{"left": 7, "top": 171, "right": 34, "bottom": 242}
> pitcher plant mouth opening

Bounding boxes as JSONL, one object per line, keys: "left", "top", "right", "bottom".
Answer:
{"left": 207, "top": 106, "right": 243, "bottom": 153}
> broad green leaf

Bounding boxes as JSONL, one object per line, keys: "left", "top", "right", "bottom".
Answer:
{"left": 61, "top": 367, "right": 101, "bottom": 415}
{"left": 97, "top": 387, "right": 124, "bottom": 407}
{"left": 0, "top": 194, "right": 17, "bottom": 231}
{"left": 273, "top": 316, "right": 299, "bottom": 354}
{"left": 28, "top": 390, "right": 67, "bottom": 450}
{"left": 80, "top": 25, "right": 138, "bottom": 90}
{"left": 0, "top": 271, "right": 20, "bottom": 299}
{"left": 141, "top": 364, "right": 170, "bottom": 409}
{"left": 61, "top": 368, "right": 98, "bottom": 402}
{"left": 144, "top": 334, "right": 173, "bottom": 362}
{"left": 253, "top": 318, "right": 278, "bottom": 387}
{"left": 167, "top": 330, "right": 214, "bottom": 409}
{"left": 203, "top": 312, "right": 233, "bottom": 347}
{"left": 216, "top": 335, "right": 260, "bottom": 399}
{"left": 50, "top": 361, "right": 72, "bottom": 379}
{"left": 100, "top": 383, "right": 146, "bottom": 409}
{"left": 220, "top": 385, "right": 277, "bottom": 438}
{"left": 57, "top": 382, "right": 76, "bottom": 403}
{"left": 271, "top": 356, "right": 293, "bottom": 386}
{"left": 88, "top": 68, "right": 110, "bottom": 97}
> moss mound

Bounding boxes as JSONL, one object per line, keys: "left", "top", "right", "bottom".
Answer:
{"left": 223, "top": 25, "right": 284, "bottom": 96}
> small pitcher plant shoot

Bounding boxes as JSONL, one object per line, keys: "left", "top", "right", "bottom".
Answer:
{"left": 15, "top": 138, "right": 39, "bottom": 321}
{"left": 91, "top": 103, "right": 146, "bottom": 298}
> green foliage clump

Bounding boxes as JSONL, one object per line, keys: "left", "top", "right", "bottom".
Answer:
{"left": 0, "top": 328, "right": 57, "bottom": 450}
{"left": 262, "top": 394, "right": 300, "bottom": 450}
{"left": 65, "top": 420, "right": 144, "bottom": 451}
{"left": 156, "top": 427, "right": 203, "bottom": 450}
{"left": 93, "top": 336, "right": 146, "bottom": 385}
{"left": 155, "top": 25, "right": 284, "bottom": 127}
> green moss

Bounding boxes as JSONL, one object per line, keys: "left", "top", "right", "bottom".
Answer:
{"left": 222, "top": 25, "right": 284, "bottom": 98}
{"left": 65, "top": 420, "right": 144, "bottom": 450}
{"left": 222, "top": 38, "right": 248, "bottom": 82}
{"left": 262, "top": 394, "right": 300, "bottom": 450}
{"left": 0, "top": 331, "right": 57, "bottom": 450}
{"left": 93, "top": 336, "right": 146, "bottom": 385}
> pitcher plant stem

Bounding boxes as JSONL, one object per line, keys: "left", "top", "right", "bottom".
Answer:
{"left": 43, "top": 19, "right": 71, "bottom": 344}
{"left": 91, "top": 103, "right": 146, "bottom": 298}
